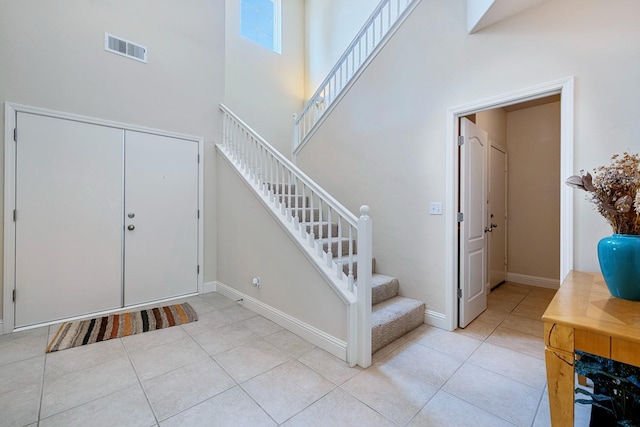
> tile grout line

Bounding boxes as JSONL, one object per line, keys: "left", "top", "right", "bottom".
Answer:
{"left": 36, "top": 326, "right": 51, "bottom": 426}
{"left": 121, "top": 336, "right": 161, "bottom": 426}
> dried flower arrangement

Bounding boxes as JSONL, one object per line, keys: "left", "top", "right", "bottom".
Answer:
{"left": 566, "top": 152, "right": 640, "bottom": 235}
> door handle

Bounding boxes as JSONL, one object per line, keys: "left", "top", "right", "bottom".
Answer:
{"left": 484, "top": 226, "right": 493, "bottom": 233}
{"left": 127, "top": 224, "right": 135, "bottom": 231}
{"left": 491, "top": 223, "right": 498, "bottom": 229}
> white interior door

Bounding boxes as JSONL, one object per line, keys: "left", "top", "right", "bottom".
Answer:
{"left": 14, "top": 113, "right": 123, "bottom": 327}
{"left": 124, "top": 131, "right": 199, "bottom": 306}
{"left": 489, "top": 145, "right": 507, "bottom": 288}
{"left": 459, "top": 118, "right": 488, "bottom": 328}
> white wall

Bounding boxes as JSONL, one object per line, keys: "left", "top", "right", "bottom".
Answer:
{"left": 476, "top": 103, "right": 561, "bottom": 284}
{"left": 476, "top": 109, "right": 507, "bottom": 148}
{"left": 0, "top": 0, "right": 225, "bottom": 321}
{"left": 304, "top": 0, "right": 380, "bottom": 98}
{"left": 507, "top": 102, "right": 561, "bottom": 281}
{"left": 225, "top": 0, "right": 305, "bottom": 157}
{"left": 216, "top": 153, "right": 348, "bottom": 341}
{"left": 295, "top": 0, "right": 640, "bottom": 315}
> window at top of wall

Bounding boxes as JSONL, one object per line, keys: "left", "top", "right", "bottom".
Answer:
{"left": 241, "top": 0, "right": 281, "bottom": 54}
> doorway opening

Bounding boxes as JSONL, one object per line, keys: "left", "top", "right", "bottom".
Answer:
{"left": 444, "top": 77, "right": 574, "bottom": 331}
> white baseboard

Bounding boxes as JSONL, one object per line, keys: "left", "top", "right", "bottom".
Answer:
{"left": 202, "top": 281, "right": 217, "bottom": 294}
{"left": 215, "top": 282, "right": 347, "bottom": 361}
{"left": 425, "top": 310, "right": 449, "bottom": 330}
{"left": 506, "top": 273, "right": 560, "bottom": 289}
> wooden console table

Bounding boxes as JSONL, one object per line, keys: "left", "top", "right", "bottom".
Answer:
{"left": 542, "top": 271, "right": 640, "bottom": 426}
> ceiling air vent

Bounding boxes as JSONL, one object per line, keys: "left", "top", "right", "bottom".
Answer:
{"left": 104, "top": 33, "right": 147, "bottom": 63}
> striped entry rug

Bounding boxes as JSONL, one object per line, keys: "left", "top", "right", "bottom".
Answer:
{"left": 46, "top": 302, "right": 198, "bottom": 353}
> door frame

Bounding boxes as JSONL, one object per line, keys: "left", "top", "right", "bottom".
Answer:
{"left": 444, "top": 77, "right": 574, "bottom": 331}
{"left": 3, "top": 103, "right": 205, "bottom": 334}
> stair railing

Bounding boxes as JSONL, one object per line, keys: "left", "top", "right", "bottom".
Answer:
{"left": 220, "top": 104, "right": 372, "bottom": 367}
{"left": 293, "top": 0, "right": 421, "bottom": 153}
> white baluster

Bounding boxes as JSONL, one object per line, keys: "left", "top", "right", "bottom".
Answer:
{"left": 387, "top": 1, "right": 391, "bottom": 29}
{"left": 286, "top": 170, "right": 292, "bottom": 221}
{"left": 258, "top": 144, "right": 264, "bottom": 190}
{"left": 326, "top": 207, "right": 333, "bottom": 265}
{"left": 300, "top": 183, "right": 307, "bottom": 237}
{"left": 249, "top": 135, "right": 253, "bottom": 179}
{"left": 252, "top": 137, "right": 257, "bottom": 183}
{"left": 273, "top": 155, "right": 278, "bottom": 202}
{"left": 348, "top": 224, "right": 354, "bottom": 291}
{"left": 317, "top": 199, "right": 324, "bottom": 256}
{"left": 233, "top": 122, "right": 238, "bottom": 162}
{"left": 269, "top": 153, "right": 274, "bottom": 198}
{"left": 293, "top": 174, "right": 300, "bottom": 230}
{"left": 337, "top": 216, "right": 343, "bottom": 279}
{"left": 292, "top": 113, "right": 299, "bottom": 151}
{"left": 308, "top": 191, "right": 315, "bottom": 246}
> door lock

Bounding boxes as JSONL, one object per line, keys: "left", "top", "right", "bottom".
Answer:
{"left": 127, "top": 224, "right": 135, "bottom": 231}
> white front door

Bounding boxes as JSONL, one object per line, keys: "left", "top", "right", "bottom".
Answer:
{"left": 123, "top": 131, "right": 199, "bottom": 306}
{"left": 459, "top": 118, "right": 488, "bottom": 328}
{"left": 489, "top": 145, "right": 507, "bottom": 288}
{"left": 14, "top": 113, "right": 123, "bottom": 327}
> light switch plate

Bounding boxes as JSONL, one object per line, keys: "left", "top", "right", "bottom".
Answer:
{"left": 429, "top": 202, "right": 443, "bottom": 215}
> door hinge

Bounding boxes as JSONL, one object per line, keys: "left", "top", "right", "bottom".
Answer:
{"left": 13, "top": 128, "right": 17, "bottom": 142}
{"left": 457, "top": 288, "right": 462, "bottom": 299}
{"left": 197, "top": 265, "right": 200, "bottom": 274}
{"left": 457, "top": 135, "right": 464, "bottom": 146}
{"left": 198, "top": 154, "right": 200, "bottom": 164}
{"left": 12, "top": 289, "right": 16, "bottom": 302}
{"left": 13, "top": 209, "right": 16, "bottom": 222}
{"left": 197, "top": 210, "right": 200, "bottom": 219}
{"left": 457, "top": 212, "right": 464, "bottom": 222}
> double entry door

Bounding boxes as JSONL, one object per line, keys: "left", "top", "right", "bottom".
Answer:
{"left": 14, "top": 112, "right": 199, "bottom": 328}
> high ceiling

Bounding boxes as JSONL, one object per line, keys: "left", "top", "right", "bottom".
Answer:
{"left": 467, "top": 0, "right": 551, "bottom": 33}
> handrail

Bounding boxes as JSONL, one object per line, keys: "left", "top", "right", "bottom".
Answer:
{"left": 219, "top": 104, "right": 372, "bottom": 367}
{"left": 293, "top": 0, "right": 420, "bottom": 153}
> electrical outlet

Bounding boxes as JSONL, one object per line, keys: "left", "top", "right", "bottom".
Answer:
{"left": 429, "top": 202, "right": 443, "bottom": 215}
{"left": 252, "top": 276, "right": 261, "bottom": 288}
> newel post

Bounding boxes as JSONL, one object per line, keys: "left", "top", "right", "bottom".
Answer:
{"left": 357, "top": 205, "right": 372, "bottom": 368}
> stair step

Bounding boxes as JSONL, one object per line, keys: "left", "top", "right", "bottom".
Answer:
{"left": 278, "top": 195, "right": 308, "bottom": 207}
{"left": 371, "top": 274, "right": 399, "bottom": 305}
{"left": 371, "top": 296, "right": 425, "bottom": 354}
{"left": 288, "top": 208, "right": 320, "bottom": 222}
{"left": 267, "top": 183, "right": 295, "bottom": 194}
{"left": 334, "top": 257, "right": 376, "bottom": 279}
{"left": 318, "top": 238, "right": 357, "bottom": 257}
{"left": 303, "top": 222, "right": 339, "bottom": 238}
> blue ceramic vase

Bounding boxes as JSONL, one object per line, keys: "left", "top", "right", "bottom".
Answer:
{"left": 597, "top": 234, "right": 640, "bottom": 300}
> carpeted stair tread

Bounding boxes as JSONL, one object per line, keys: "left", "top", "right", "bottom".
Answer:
{"left": 371, "top": 274, "right": 399, "bottom": 305}
{"left": 268, "top": 183, "right": 424, "bottom": 356}
{"left": 371, "top": 296, "right": 425, "bottom": 354}
{"left": 267, "top": 183, "right": 295, "bottom": 194}
{"left": 317, "top": 238, "right": 357, "bottom": 257}
{"left": 278, "top": 195, "right": 308, "bottom": 207}
{"left": 288, "top": 208, "right": 321, "bottom": 222}
{"left": 303, "top": 222, "right": 339, "bottom": 238}
{"left": 334, "top": 257, "right": 376, "bottom": 279}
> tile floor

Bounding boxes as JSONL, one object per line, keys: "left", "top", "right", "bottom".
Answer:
{"left": 0, "top": 283, "right": 593, "bottom": 427}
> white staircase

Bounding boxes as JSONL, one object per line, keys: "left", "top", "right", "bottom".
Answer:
{"left": 293, "top": 0, "right": 422, "bottom": 154}
{"left": 219, "top": 105, "right": 425, "bottom": 366}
